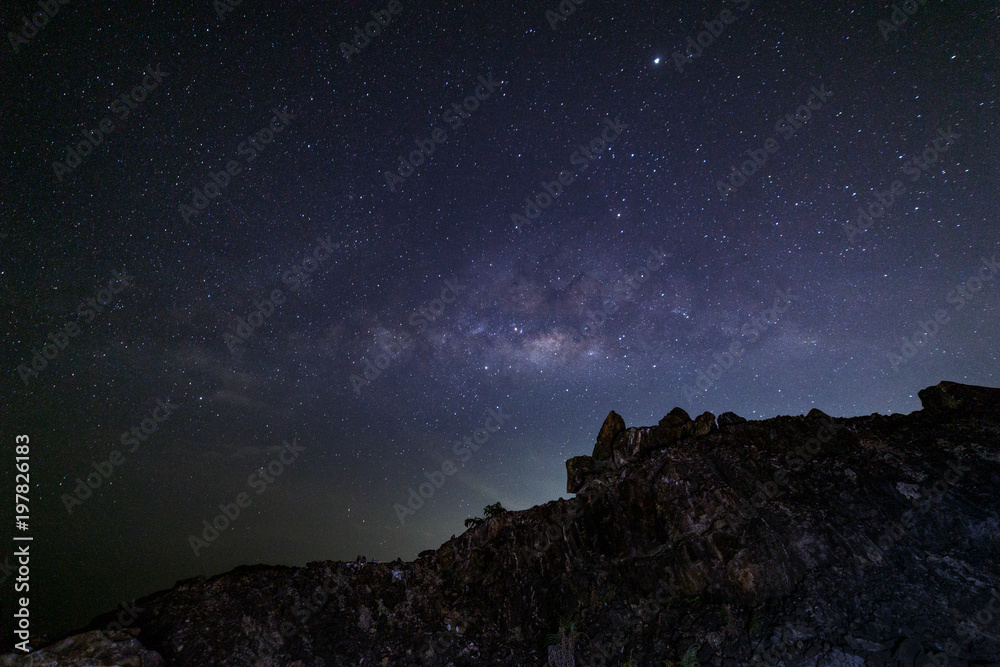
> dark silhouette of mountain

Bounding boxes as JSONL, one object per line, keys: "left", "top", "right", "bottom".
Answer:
{"left": 6, "top": 381, "right": 1000, "bottom": 666}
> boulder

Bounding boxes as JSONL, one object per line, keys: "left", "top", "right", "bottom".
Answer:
{"left": 650, "top": 408, "right": 694, "bottom": 447}
{"left": 659, "top": 407, "right": 691, "bottom": 428}
{"left": 718, "top": 411, "right": 747, "bottom": 427}
{"left": 593, "top": 410, "right": 625, "bottom": 460}
{"left": 918, "top": 381, "right": 1000, "bottom": 415}
{"left": 690, "top": 411, "right": 717, "bottom": 437}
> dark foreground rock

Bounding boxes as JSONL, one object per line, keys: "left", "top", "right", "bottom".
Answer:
{"left": 0, "top": 629, "right": 164, "bottom": 666}
{"left": 6, "top": 381, "right": 1000, "bottom": 666}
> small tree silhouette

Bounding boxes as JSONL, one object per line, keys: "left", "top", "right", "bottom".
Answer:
{"left": 464, "top": 502, "right": 507, "bottom": 528}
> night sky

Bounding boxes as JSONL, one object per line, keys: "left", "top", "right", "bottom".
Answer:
{"left": 2, "top": 0, "right": 998, "bottom": 642}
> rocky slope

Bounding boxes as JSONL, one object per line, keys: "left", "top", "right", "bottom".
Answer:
{"left": 5, "top": 381, "right": 1000, "bottom": 666}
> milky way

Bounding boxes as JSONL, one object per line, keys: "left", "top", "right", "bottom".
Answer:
{"left": 1, "top": 0, "right": 997, "bottom": 641}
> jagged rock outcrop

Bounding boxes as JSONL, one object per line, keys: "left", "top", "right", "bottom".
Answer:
{"left": 659, "top": 406, "right": 692, "bottom": 427}
{"left": 655, "top": 406, "right": 692, "bottom": 446}
{"left": 570, "top": 407, "right": 720, "bottom": 491}
{"left": 690, "top": 410, "right": 717, "bottom": 437}
{"left": 592, "top": 410, "right": 624, "bottom": 461}
{"left": 7, "top": 382, "right": 1000, "bottom": 666}
{"left": 918, "top": 380, "right": 1000, "bottom": 416}
{"left": 566, "top": 410, "right": 627, "bottom": 492}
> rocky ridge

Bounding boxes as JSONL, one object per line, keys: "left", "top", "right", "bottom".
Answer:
{"left": 5, "top": 381, "right": 1000, "bottom": 666}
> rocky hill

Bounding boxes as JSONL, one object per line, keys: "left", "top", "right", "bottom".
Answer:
{"left": 5, "top": 381, "right": 1000, "bottom": 666}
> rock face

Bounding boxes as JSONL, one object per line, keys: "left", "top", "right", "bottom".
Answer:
{"left": 7, "top": 382, "right": 1000, "bottom": 666}
{"left": 565, "top": 455, "right": 596, "bottom": 494}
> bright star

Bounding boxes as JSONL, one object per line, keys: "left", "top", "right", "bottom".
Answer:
{"left": 653, "top": 57, "right": 660, "bottom": 65}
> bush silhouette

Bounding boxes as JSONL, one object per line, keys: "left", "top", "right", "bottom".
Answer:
{"left": 464, "top": 502, "right": 507, "bottom": 528}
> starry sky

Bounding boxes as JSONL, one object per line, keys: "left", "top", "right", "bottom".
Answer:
{"left": 1, "top": 0, "right": 998, "bottom": 643}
